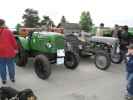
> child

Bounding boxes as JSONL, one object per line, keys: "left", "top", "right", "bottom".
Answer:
{"left": 125, "top": 44, "right": 133, "bottom": 100}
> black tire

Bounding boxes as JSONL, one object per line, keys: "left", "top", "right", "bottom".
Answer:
{"left": 16, "top": 41, "right": 28, "bottom": 67}
{"left": 34, "top": 55, "right": 51, "bottom": 80}
{"left": 64, "top": 51, "right": 79, "bottom": 69}
{"left": 94, "top": 50, "right": 111, "bottom": 70}
{"left": 111, "top": 52, "right": 123, "bottom": 64}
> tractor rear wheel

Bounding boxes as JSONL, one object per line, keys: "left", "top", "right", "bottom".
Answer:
{"left": 16, "top": 41, "right": 28, "bottom": 67}
{"left": 94, "top": 50, "right": 111, "bottom": 70}
{"left": 111, "top": 52, "right": 123, "bottom": 64}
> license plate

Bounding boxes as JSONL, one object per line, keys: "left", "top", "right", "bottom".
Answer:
{"left": 57, "top": 58, "right": 64, "bottom": 64}
{"left": 57, "top": 49, "right": 65, "bottom": 57}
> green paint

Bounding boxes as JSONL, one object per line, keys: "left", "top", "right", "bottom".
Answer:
{"left": 16, "top": 32, "right": 64, "bottom": 54}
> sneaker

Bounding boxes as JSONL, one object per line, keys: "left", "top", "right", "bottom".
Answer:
{"left": 125, "top": 94, "right": 133, "bottom": 100}
{"left": 2, "top": 80, "right": 6, "bottom": 84}
{"left": 11, "top": 79, "right": 15, "bottom": 83}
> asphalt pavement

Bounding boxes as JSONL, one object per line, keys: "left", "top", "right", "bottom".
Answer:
{"left": 1, "top": 57, "right": 127, "bottom": 100}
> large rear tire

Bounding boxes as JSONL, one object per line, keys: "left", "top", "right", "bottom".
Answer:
{"left": 16, "top": 41, "right": 28, "bottom": 67}
{"left": 34, "top": 55, "right": 51, "bottom": 80}
{"left": 64, "top": 52, "right": 79, "bottom": 70}
{"left": 94, "top": 50, "right": 111, "bottom": 70}
{"left": 111, "top": 52, "right": 123, "bottom": 64}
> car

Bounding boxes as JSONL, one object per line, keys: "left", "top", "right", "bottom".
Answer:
{"left": 15, "top": 31, "right": 79, "bottom": 80}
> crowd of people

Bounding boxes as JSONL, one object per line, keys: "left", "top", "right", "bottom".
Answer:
{"left": 96, "top": 23, "right": 132, "bottom": 52}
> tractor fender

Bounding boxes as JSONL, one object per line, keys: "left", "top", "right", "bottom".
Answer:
{"left": 15, "top": 36, "right": 29, "bottom": 50}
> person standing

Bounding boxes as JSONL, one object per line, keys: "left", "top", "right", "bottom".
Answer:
{"left": 0, "top": 19, "right": 18, "bottom": 84}
{"left": 119, "top": 25, "right": 130, "bottom": 54}
{"left": 125, "top": 44, "right": 133, "bottom": 100}
{"left": 96, "top": 23, "right": 105, "bottom": 36}
{"left": 112, "top": 24, "right": 121, "bottom": 38}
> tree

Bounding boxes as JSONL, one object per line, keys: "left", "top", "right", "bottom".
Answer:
{"left": 79, "top": 11, "right": 93, "bottom": 32}
{"left": 15, "top": 23, "right": 22, "bottom": 32}
{"left": 40, "top": 16, "right": 55, "bottom": 27}
{"left": 22, "top": 8, "right": 40, "bottom": 28}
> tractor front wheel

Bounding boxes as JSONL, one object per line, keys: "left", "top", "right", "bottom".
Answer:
{"left": 64, "top": 52, "right": 79, "bottom": 70}
{"left": 34, "top": 55, "right": 51, "bottom": 80}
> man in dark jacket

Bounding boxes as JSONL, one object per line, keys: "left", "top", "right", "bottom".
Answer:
{"left": 118, "top": 26, "right": 130, "bottom": 57}
{"left": 112, "top": 24, "right": 120, "bottom": 38}
{"left": 0, "top": 19, "right": 18, "bottom": 84}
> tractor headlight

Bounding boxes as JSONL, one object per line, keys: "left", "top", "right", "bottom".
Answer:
{"left": 46, "top": 43, "right": 52, "bottom": 48}
{"left": 78, "top": 45, "right": 83, "bottom": 50}
{"left": 66, "top": 42, "right": 72, "bottom": 49}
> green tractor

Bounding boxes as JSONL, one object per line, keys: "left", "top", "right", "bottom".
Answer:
{"left": 15, "top": 31, "right": 79, "bottom": 80}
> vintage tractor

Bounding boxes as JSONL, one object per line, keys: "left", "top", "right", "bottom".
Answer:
{"left": 89, "top": 36, "right": 123, "bottom": 67}
{"left": 15, "top": 30, "right": 79, "bottom": 80}
{"left": 65, "top": 33, "right": 122, "bottom": 70}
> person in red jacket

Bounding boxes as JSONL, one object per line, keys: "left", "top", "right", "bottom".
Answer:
{"left": 0, "top": 19, "right": 18, "bottom": 84}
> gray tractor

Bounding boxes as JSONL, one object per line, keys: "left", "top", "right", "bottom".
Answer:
{"left": 65, "top": 33, "right": 122, "bottom": 70}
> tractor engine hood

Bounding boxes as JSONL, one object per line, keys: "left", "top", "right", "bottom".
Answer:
{"left": 35, "top": 31, "right": 64, "bottom": 50}
{"left": 89, "top": 36, "right": 119, "bottom": 45}
{"left": 38, "top": 31, "right": 63, "bottom": 37}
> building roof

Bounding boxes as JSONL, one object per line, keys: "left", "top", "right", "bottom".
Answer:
{"left": 58, "top": 23, "right": 81, "bottom": 30}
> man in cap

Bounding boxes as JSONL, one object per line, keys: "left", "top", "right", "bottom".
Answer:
{"left": 112, "top": 24, "right": 121, "bottom": 38}
{"left": 96, "top": 23, "right": 105, "bottom": 36}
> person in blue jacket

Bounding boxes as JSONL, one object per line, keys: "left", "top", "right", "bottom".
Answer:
{"left": 125, "top": 44, "right": 133, "bottom": 100}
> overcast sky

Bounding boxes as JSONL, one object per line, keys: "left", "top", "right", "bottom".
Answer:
{"left": 0, "top": 0, "right": 133, "bottom": 28}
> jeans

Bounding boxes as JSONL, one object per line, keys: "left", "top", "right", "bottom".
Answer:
{"left": 127, "top": 73, "right": 133, "bottom": 96}
{"left": 0, "top": 58, "right": 15, "bottom": 81}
